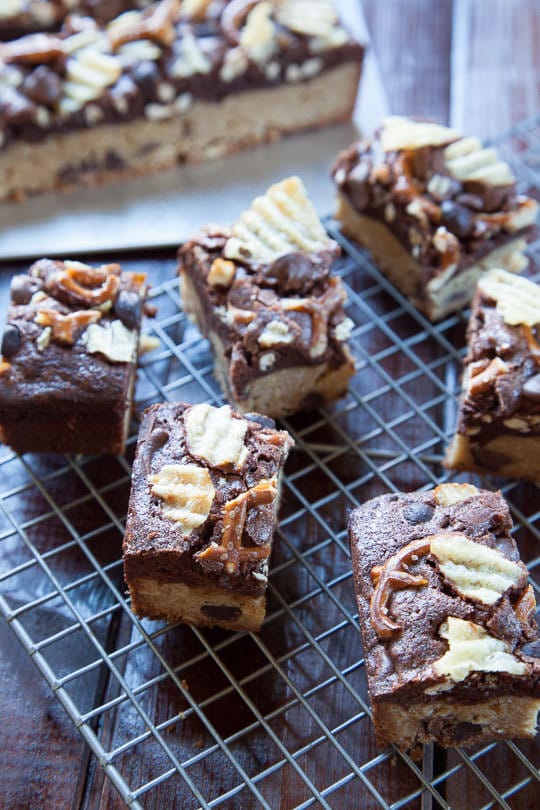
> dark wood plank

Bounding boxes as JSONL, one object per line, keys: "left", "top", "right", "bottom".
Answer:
{"left": 0, "top": 618, "right": 88, "bottom": 810}
{"left": 362, "top": 0, "right": 453, "bottom": 123}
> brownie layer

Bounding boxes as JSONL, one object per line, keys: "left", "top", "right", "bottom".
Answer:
{"left": 0, "top": 258, "right": 147, "bottom": 454}
{"left": 349, "top": 483, "right": 540, "bottom": 751}
{"left": 0, "top": 0, "right": 364, "bottom": 198}
{"left": 332, "top": 117, "right": 537, "bottom": 319}
{"left": 123, "top": 401, "right": 293, "bottom": 630}
{"left": 445, "top": 269, "right": 540, "bottom": 481}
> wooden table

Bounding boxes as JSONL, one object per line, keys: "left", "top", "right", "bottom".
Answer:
{"left": 1, "top": 2, "right": 539, "bottom": 808}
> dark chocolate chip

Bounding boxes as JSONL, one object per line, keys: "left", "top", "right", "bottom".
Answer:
{"left": 264, "top": 252, "right": 316, "bottom": 294}
{"left": 131, "top": 61, "right": 160, "bottom": 99}
{"left": 22, "top": 65, "right": 62, "bottom": 106}
{"left": 520, "top": 640, "right": 540, "bottom": 658}
{"left": 1, "top": 324, "right": 21, "bottom": 358}
{"left": 523, "top": 373, "right": 540, "bottom": 403}
{"left": 346, "top": 161, "right": 371, "bottom": 209}
{"left": 244, "top": 412, "right": 276, "bottom": 430}
{"left": 201, "top": 604, "right": 242, "bottom": 621}
{"left": 403, "top": 503, "right": 434, "bottom": 525}
{"left": 114, "top": 289, "right": 143, "bottom": 330}
{"left": 440, "top": 200, "right": 474, "bottom": 239}
{"left": 10, "top": 274, "right": 41, "bottom": 304}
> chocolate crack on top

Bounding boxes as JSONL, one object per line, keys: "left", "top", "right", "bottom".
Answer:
{"left": 332, "top": 116, "right": 538, "bottom": 320}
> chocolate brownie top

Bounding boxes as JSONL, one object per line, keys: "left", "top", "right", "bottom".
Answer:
{"left": 178, "top": 176, "right": 353, "bottom": 397}
{"left": 0, "top": 0, "right": 364, "bottom": 150}
{"left": 332, "top": 117, "right": 538, "bottom": 282}
{"left": 349, "top": 483, "right": 540, "bottom": 702}
{"left": 457, "top": 269, "right": 540, "bottom": 440}
{"left": 123, "top": 401, "right": 293, "bottom": 597}
{"left": 0, "top": 258, "right": 146, "bottom": 407}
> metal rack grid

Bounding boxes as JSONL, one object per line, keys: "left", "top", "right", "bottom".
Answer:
{"left": 1, "top": 115, "right": 540, "bottom": 809}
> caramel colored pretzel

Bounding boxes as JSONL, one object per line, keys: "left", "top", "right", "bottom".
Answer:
{"left": 369, "top": 537, "right": 431, "bottom": 639}
{"left": 35, "top": 308, "right": 102, "bottom": 345}
{"left": 52, "top": 263, "right": 121, "bottom": 307}
{"left": 109, "top": 0, "right": 181, "bottom": 49}
{"left": 0, "top": 33, "right": 64, "bottom": 65}
{"left": 195, "top": 478, "right": 277, "bottom": 574}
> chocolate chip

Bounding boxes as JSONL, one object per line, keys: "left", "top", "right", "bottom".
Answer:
{"left": 22, "top": 65, "right": 62, "bottom": 107}
{"left": 131, "top": 61, "right": 160, "bottom": 100}
{"left": 264, "top": 252, "right": 315, "bottom": 294}
{"left": 1, "top": 324, "right": 21, "bottom": 358}
{"left": 440, "top": 200, "right": 474, "bottom": 239}
{"left": 346, "top": 161, "right": 371, "bottom": 209}
{"left": 245, "top": 412, "right": 276, "bottom": 430}
{"left": 10, "top": 274, "right": 41, "bottom": 304}
{"left": 201, "top": 604, "right": 242, "bottom": 621}
{"left": 114, "top": 290, "right": 142, "bottom": 330}
{"left": 523, "top": 373, "right": 540, "bottom": 403}
{"left": 520, "top": 640, "right": 540, "bottom": 658}
{"left": 403, "top": 503, "right": 434, "bottom": 525}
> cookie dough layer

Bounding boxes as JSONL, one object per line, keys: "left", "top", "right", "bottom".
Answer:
{"left": 129, "top": 577, "right": 266, "bottom": 632}
{"left": 336, "top": 194, "right": 528, "bottom": 321}
{"left": 374, "top": 696, "right": 540, "bottom": 753}
{"left": 180, "top": 271, "right": 355, "bottom": 417}
{"left": 0, "top": 62, "right": 360, "bottom": 201}
{"left": 445, "top": 433, "right": 540, "bottom": 482}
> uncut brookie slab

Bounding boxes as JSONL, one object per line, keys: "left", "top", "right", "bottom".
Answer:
{"left": 445, "top": 269, "right": 540, "bottom": 482}
{"left": 349, "top": 483, "right": 540, "bottom": 755}
{"left": 0, "top": 258, "right": 147, "bottom": 454}
{"left": 0, "top": 0, "right": 364, "bottom": 200}
{"left": 123, "top": 401, "right": 293, "bottom": 632}
{"left": 332, "top": 116, "right": 538, "bottom": 320}
{"left": 178, "top": 176, "right": 356, "bottom": 418}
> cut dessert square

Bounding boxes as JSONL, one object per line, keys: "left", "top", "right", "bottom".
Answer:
{"left": 444, "top": 268, "right": 540, "bottom": 481}
{"left": 349, "top": 483, "right": 540, "bottom": 754}
{"left": 0, "top": 258, "right": 147, "bottom": 454}
{"left": 332, "top": 116, "right": 538, "bottom": 320}
{"left": 0, "top": 0, "right": 364, "bottom": 200}
{"left": 178, "top": 175, "right": 356, "bottom": 418}
{"left": 123, "top": 401, "right": 294, "bottom": 631}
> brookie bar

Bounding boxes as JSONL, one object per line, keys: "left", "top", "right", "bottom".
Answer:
{"left": 0, "top": 0, "right": 364, "bottom": 200}
{"left": 445, "top": 269, "right": 540, "bottom": 482}
{"left": 0, "top": 258, "right": 147, "bottom": 454}
{"left": 332, "top": 117, "right": 538, "bottom": 320}
{"left": 349, "top": 483, "right": 540, "bottom": 754}
{"left": 178, "top": 176, "right": 356, "bottom": 417}
{"left": 123, "top": 401, "right": 293, "bottom": 631}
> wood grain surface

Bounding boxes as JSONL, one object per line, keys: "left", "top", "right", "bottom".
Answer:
{"left": 1, "top": 2, "right": 540, "bottom": 809}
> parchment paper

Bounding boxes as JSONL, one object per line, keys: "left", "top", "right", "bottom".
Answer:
{"left": 0, "top": 2, "right": 389, "bottom": 260}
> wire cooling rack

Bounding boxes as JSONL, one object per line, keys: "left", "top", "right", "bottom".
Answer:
{"left": 1, "top": 116, "right": 540, "bottom": 809}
